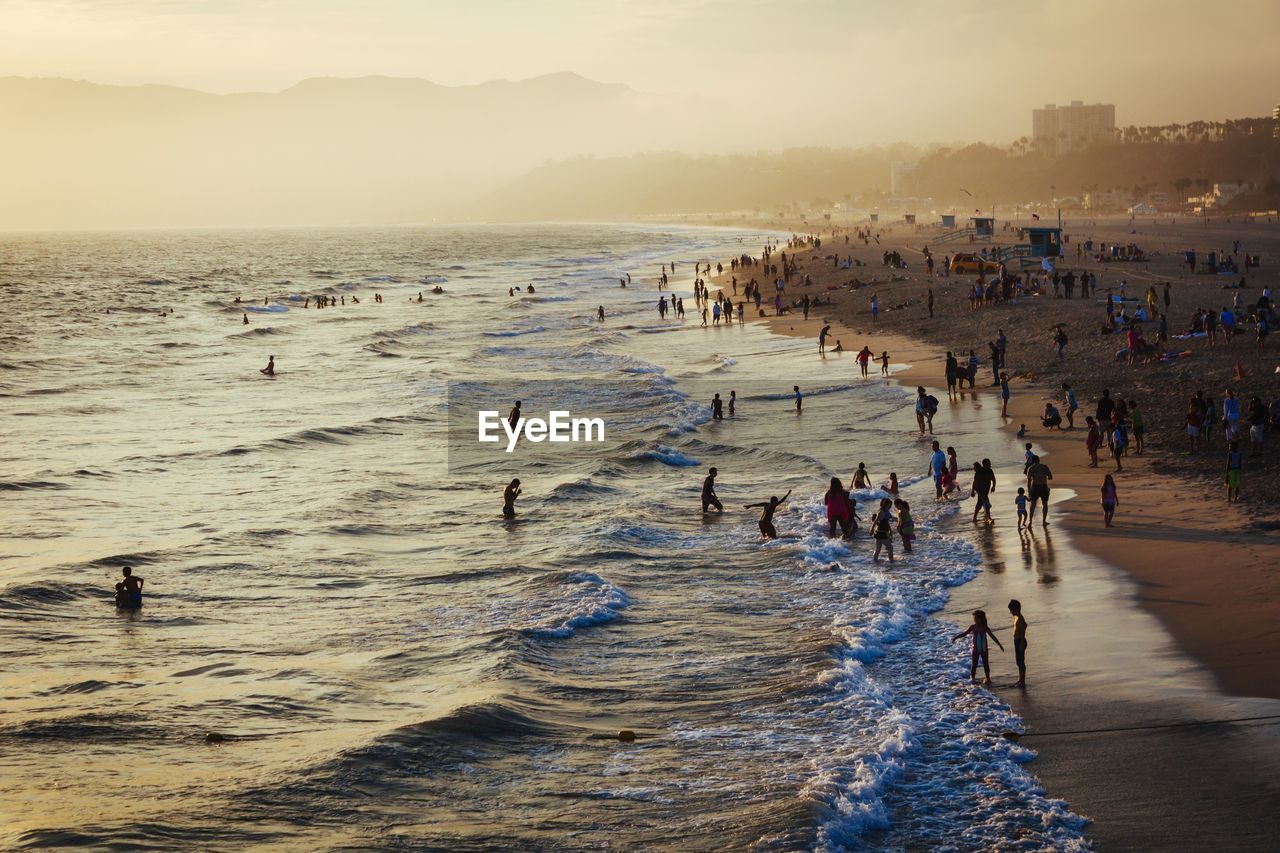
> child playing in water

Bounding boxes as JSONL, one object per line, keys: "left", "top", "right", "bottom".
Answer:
{"left": 894, "top": 499, "right": 914, "bottom": 554}
{"left": 871, "top": 498, "right": 895, "bottom": 562}
{"left": 886, "top": 472, "right": 899, "bottom": 494}
{"left": 952, "top": 609, "right": 1004, "bottom": 684}
{"left": 745, "top": 490, "right": 791, "bottom": 539}
{"left": 1015, "top": 487, "right": 1028, "bottom": 529}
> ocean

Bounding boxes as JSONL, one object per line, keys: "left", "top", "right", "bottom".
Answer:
{"left": 0, "top": 223, "right": 1087, "bottom": 849}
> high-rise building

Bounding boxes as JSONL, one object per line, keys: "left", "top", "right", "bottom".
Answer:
{"left": 1272, "top": 104, "right": 1279, "bottom": 138}
{"left": 889, "top": 161, "right": 917, "bottom": 196}
{"left": 1032, "top": 101, "right": 1116, "bottom": 154}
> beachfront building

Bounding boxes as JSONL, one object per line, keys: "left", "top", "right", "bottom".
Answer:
{"left": 1186, "top": 183, "right": 1248, "bottom": 211}
{"left": 1273, "top": 103, "right": 1279, "bottom": 138}
{"left": 1032, "top": 101, "right": 1116, "bottom": 154}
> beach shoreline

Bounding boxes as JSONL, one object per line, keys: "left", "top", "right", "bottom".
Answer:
{"left": 688, "top": 224, "right": 1280, "bottom": 847}
{"left": 701, "top": 217, "right": 1280, "bottom": 702}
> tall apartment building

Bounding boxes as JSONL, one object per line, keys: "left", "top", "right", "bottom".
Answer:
{"left": 1273, "top": 104, "right": 1279, "bottom": 138}
{"left": 889, "top": 161, "right": 917, "bottom": 197}
{"left": 1032, "top": 101, "right": 1116, "bottom": 154}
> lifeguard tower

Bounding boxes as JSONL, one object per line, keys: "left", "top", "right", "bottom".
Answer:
{"left": 903, "top": 214, "right": 916, "bottom": 224}
{"left": 869, "top": 213, "right": 879, "bottom": 223}
{"left": 940, "top": 214, "right": 956, "bottom": 228}
{"left": 1024, "top": 225, "right": 1062, "bottom": 257}
{"left": 974, "top": 216, "right": 995, "bottom": 238}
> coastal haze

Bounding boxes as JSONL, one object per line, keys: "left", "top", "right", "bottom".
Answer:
{"left": 2, "top": 0, "right": 1279, "bottom": 227}
{"left": 4, "top": 2, "right": 1280, "bottom": 851}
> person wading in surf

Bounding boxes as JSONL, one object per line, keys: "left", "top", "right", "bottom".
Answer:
{"left": 745, "top": 490, "right": 791, "bottom": 539}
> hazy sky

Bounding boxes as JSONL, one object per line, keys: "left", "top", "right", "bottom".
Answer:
{"left": 2, "top": 0, "right": 1277, "bottom": 144}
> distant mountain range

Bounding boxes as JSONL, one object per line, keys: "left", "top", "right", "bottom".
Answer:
{"left": 0, "top": 73, "right": 701, "bottom": 228}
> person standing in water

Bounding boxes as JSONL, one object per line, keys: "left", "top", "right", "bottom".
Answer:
{"left": 953, "top": 609, "right": 1004, "bottom": 684}
{"left": 728, "top": 390, "right": 736, "bottom": 417}
{"left": 502, "top": 479, "right": 521, "bottom": 519}
{"left": 702, "top": 468, "right": 723, "bottom": 513}
{"left": 507, "top": 401, "right": 522, "bottom": 431}
{"left": 871, "top": 498, "right": 895, "bottom": 562}
{"left": 745, "top": 490, "right": 791, "bottom": 539}
{"left": 1008, "top": 600, "right": 1028, "bottom": 688}
{"left": 824, "top": 477, "right": 852, "bottom": 538}
{"left": 598, "top": 306, "right": 605, "bottom": 322}
{"left": 928, "top": 441, "right": 947, "bottom": 499}
{"left": 818, "top": 324, "right": 830, "bottom": 355}
{"left": 794, "top": 386, "right": 803, "bottom": 414}
{"left": 115, "top": 566, "right": 144, "bottom": 610}
{"left": 711, "top": 393, "right": 724, "bottom": 421}
{"left": 260, "top": 355, "right": 275, "bottom": 376}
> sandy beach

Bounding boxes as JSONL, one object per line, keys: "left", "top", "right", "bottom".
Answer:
{"left": 708, "top": 215, "right": 1280, "bottom": 700}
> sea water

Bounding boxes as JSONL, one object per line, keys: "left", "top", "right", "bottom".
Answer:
{"left": 0, "top": 224, "right": 1087, "bottom": 849}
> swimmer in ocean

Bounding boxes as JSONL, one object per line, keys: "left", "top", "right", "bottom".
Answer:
{"left": 243, "top": 312, "right": 249, "bottom": 325}
{"left": 598, "top": 306, "right": 605, "bottom": 322}
{"left": 711, "top": 393, "right": 723, "bottom": 421}
{"left": 503, "top": 478, "right": 521, "bottom": 518}
{"left": 115, "top": 566, "right": 144, "bottom": 610}
{"left": 745, "top": 489, "right": 791, "bottom": 539}
{"left": 260, "top": 355, "right": 275, "bottom": 376}
{"left": 527, "top": 284, "right": 535, "bottom": 294}
{"left": 701, "top": 467, "right": 723, "bottom": 513}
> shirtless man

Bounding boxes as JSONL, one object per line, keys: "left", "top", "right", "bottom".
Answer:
{"left": 502, "top": 479, "right": 521, "bottom": 519}
{"left": 507, "top": 401, "right": 522, "bottom": 431}
{"left": 701, "top": 467, "right": 723, "bottom": 513}
{"left": 745, "top": 490, "right": 791, "bottom": 539}
{"left": 1025, "top": 456, "right": 1053, "bottom": 526}
{"left": 115, "top": 566, "right": 144, "bottom": 610}
{"left": 260, "top": 355, "right": 275, "bottom": 376}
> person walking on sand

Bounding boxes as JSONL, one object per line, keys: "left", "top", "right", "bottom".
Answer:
{"left": 1101, "top": 473, "right": 1119, "bottom": 527}
{"left": 1062, "top": 383, "right": 1078, "bottom": 429}
{"left": 999, "top": 372, "right": 1010, "bottom": 418}
{"left": 871, "top": 498, "right": 895, "bottom": 562}
{"left": 953, "top": 609, "right": 1003, "bottom": 684}
{"left": 701, "top": 467, "right": 723, "bottom": 513}
{"left": 1015, "top": 487, "right": 1028, "bottom": 530}
{"left": 502, "top": 479, "right": 521, "bottom": 519}
{"left": 1085, "top": 416, "right": 1102, "bottom": 468}
{"left": 1025, "top": 455, "right": 1053, "bottom": 527}
{"left": 745, "top": 490, "right": 791, "bottom": 539}
{"left": 880, "top": 351, "right": 890, "bottom": 376}
{"left": 1008, "top": 600, "right": 1028, "bottom": 688}
{"left": 928, "top": 441, "right": 947, "bottom": 500}
{"left": 1226, "top": 440, "right": 1243, "bottom": 502}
